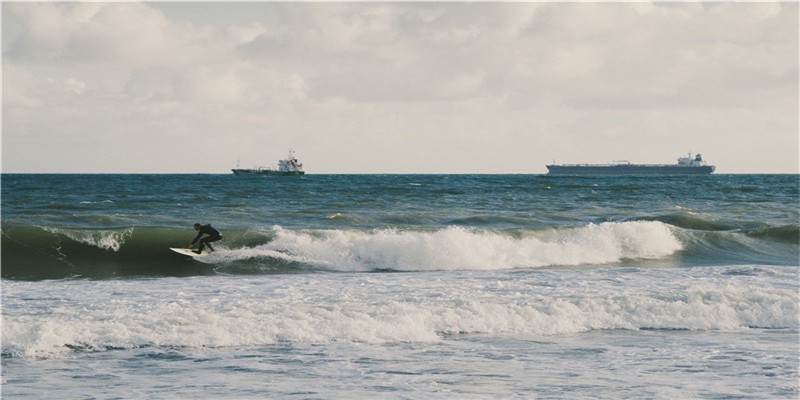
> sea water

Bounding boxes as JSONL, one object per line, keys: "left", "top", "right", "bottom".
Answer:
{"left": 2, "top": 174, "right": 798, "bottom": 398}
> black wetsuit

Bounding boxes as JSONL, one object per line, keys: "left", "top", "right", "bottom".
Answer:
{"left": 191, "top": 224, "right": 222, "bottom": 253}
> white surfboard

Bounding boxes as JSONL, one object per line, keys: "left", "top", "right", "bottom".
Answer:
{"left": 169, "top": 247, "right": 208, "bottom": 258}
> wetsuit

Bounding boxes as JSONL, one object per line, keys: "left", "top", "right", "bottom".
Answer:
{"left": 191, "top": 224, "right": 222, "bottom": 253}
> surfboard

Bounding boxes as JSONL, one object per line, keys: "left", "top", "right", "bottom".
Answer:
{"left": 169, "top": 247, "right": 208, "bottom": 258}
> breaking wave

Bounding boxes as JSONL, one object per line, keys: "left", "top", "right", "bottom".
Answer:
{"left": 255, "top": 221, "right": 681, "bottom": 271}
{"left": 1, "top": 220, "right": 796, "bottom": 280}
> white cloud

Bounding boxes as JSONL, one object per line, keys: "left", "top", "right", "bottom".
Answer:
{"left": 63, "top": 78, "right": 87, "bottom": 95}
{"left": 227, "top": 22, "right": 267, "bottom": 45}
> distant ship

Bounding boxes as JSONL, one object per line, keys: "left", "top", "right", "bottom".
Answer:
{"left": 232, "top": 150, "right": 305, "bottom": 176}
{"left": 546, "top": 153, "right": 715, "bottom": 175}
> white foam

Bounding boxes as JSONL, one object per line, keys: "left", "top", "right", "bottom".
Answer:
{"left": 44, "top": 227, "right": 133, "bottom": 252}
{"left": 3, "top": 268, "right": 797, "bottom": 358}
{"left": 227, "top": 222, "right": 683, "bottom": 271}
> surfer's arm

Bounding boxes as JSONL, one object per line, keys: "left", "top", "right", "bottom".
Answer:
{"left": 189, "top": 232, "right": 203, "bottom": 246}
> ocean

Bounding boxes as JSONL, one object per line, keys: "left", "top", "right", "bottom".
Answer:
{"left": 2, "top": 173, "right": 798, "bottom": 398}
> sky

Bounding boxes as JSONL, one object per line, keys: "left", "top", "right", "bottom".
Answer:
{"left": 2, "top": 2, "right": 798, "bottom": 174}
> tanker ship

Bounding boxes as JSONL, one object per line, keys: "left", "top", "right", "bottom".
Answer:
{"left": 546, "top": 153, "right": 715, "bottom": 175}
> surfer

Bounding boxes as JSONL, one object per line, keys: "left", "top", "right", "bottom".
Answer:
{"left": 188, "top": 223, "right": 222, "bottom": 254}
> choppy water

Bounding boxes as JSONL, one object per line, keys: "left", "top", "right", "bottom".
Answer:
{"left": 2, "top": 174, "right": 798, "bottom": 398}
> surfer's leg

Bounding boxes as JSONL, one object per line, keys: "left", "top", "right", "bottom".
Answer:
{"left": 205, "top": 236, "right": 222, "bottom": 252}
{"left": 197, "top": 238, "right": 208, "bottom": 253}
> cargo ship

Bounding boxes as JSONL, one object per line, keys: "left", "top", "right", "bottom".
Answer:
{"left": 232, "top": 150, "right": 305, "bottom": 176}
{"left": 546, "top": 153, "right": 715, "bottom": 175}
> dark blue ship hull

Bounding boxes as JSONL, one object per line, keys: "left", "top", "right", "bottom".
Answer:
{"left": 546, "top": 164, "right": 715, "bottom": 175}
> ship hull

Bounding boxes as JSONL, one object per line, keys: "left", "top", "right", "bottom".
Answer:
{"left": 546, "top": 165, "right": 715, "bottom": 175}
{"left": 231, "top": 169, "right": 305, "bottom": 176}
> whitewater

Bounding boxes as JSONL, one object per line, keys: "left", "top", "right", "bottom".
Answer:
{"left": 2, "top": 173, "right": 798, "bottom": 398}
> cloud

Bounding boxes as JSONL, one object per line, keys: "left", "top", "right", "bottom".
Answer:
{"left": 2, "top": 2, "right": 797, "bottom": 173}
{"left": 227, "top": 22, "right": 268, "bottom": 45}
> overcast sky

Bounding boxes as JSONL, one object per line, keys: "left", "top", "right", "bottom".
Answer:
{"left": 3, "top": 2, "right": 797, "bottom": 173}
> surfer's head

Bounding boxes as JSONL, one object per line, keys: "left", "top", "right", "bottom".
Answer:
{"left": 194, "top": 223, "right": 202, "bottom": 230}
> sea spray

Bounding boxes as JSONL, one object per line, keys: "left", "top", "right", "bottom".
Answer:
{"left": 43, "top": 227, "right": 133, "bottom": 252}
